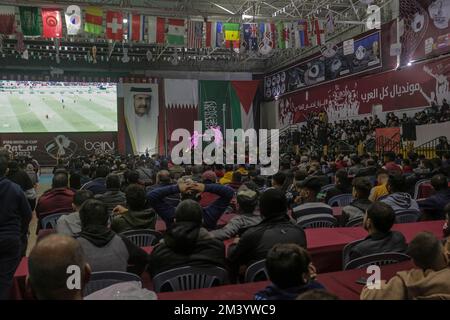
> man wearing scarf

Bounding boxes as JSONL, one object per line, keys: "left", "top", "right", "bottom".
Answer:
{"left": 76, "top": 199, "right": 148, "bottom": 273}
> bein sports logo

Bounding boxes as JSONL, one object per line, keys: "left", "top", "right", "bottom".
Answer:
{"left": 84, "top": 140, "right": 115, "bottom": 154}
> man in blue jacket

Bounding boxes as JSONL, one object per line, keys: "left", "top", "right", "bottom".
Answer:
{"left": 418, "top": 174, "right": 450, "bottom": 220}
{"left": 0, "top": 153, "right": 32, "bottom": 299}
{"left": 147, "top": 178, "right": 234, "bottom": 230}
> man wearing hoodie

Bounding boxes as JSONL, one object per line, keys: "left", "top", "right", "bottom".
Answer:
{"left": 361, "top": 232, "right": 450, "bottom": 300}
{"left": 211, "top": 183, "right": 262, "bottom": 241}
{"left": 76, "top": 199, "right": 148, "bottom": 273}
{"left": 227, "top": 189, "right": 307, "bottom": 279}
{"left": 418, "top": 174, "right": 450, "bottom": 220}
{"left": 94, "top": 174, "right": 126, "bottom": 214}
{"left": 255, "top": 244, "right": 324, "bottom": 300}
{"left": 111, "top": 184, "right": 157, "bottom": 233}
{"left": 56, "top": 190, "right": 93, "bottom": 236}
{"left": 147, "top": 178, "right": 234, "bottom": 230}
{"left": 349, "top": 202, "right": 408, "bottom": 261}
{"left": 0, "top": 153, "right": 32, "bottom": 300}
{"left": 148, "top": 199, "right": 226, "bottom": 277}
{"left": 380, "top": 174, "right": 420, "bottom": 217}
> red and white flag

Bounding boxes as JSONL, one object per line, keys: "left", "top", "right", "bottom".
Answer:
{"left": 0, "top": 6, "right": 16, "bottom": 35}
{"left": 148, "top": 16, "right": 165, "bottom": 44}
{"left": 187, "top": 20, "right": 203, "bottom": 48}
{"left": 41, "top": 8, "right": 62, "bottom": 38}
{"left": 106, "top": 11, "right": 124, "bottom": 40}
{"left": 311, "top": 18, "right": 325, "bottom": 46}
{"left": 128, "top": 14, "right": 145, "bottom": 42}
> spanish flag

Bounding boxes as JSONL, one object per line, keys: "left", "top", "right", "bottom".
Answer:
{"left": 223, "top": 23, "right": 240, "bottom": 41}
{"left": 84, "top": 6, "right": 103, "bottom": 34}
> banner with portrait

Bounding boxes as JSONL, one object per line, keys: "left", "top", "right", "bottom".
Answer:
{"left": 120, "top": 83, "right": 159, "bottom": 154}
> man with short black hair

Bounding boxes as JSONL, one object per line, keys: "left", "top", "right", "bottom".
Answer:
{"left": 27, "top": 234, "right": 91, "bottom": 300}
{"left": 111, "top": 184, "right": 157, "bottom": 233}
{"left": 56, "top": 190, "right": 94, "bottom": 236}
{"left": 383, "top": 151, "right": 403, "bottom": 174}
{"left": 361, "top": 233, "right": 450, "bottom": 299}
{"left": 0, "top": 154, "right": 32, "bottom": 299}
{"left": 349, "top": 202, "right": 407, "bottom": 261}
{"left": 254, "top": 244, "right": 323, "bottom": 300}
{"left": 380, "top": 174, "right": 420, "bottom": 216}
{"left": 81, "top": 165, "right": 109, "bottom": 194}
{"left": 77, "top": 199, "right": 148, "bottom": 273}
{"left": 271, "top": 172, "right": 286, "bottom": 189}
{"left": 292, "top": 177, "right": 333, "bottom": 220}
{"left": 341, "top": 177, "right": 373, "bottom": 226}
{"left": 149, "top": 199, "right": 226, "bottom": 277}
{"left": 94, "top": 174, "right": 126, "bottom": 214}
{"left": 418, "top": 174, "right": 450, "bottom": 220}
{"left": 324, "top": 169, "right": 352, "bottom": 204}
{"left": 35, "top": 172, "right": 75, "bottom": 230}
{"left": 228, "top": 189, "right": 306, "bottom": 278}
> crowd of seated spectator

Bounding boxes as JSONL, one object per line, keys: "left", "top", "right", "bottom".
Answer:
{"left": 1, "top": 144, "right": 450, "bottom": 301}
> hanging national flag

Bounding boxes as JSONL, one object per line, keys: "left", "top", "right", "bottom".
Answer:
{"left": 128, "top": 14, "right": 145, "bottom": 42}
{"left": 187, "top": 20, "right": 203, "bottom": 48}
{"left": 205, "top": 21, "right": 217, "bottom": 48}
{"left": 276, "top": 21, "right": 287, "bottom": 49}
{"left": 0, "top": 6, "right": 15, "bottom": 35}
{"left": 311, "top": 18, "right": 325, "bottom": 46}
{"left": 216, "top": 22, "right": 225, "bottom": 48}
{"left": 284, "top": 22, "right": 298, "bottom": 48}
{"left": 19, "top": 7, "right": 41, "bottom": 36}
{"left": 65, "top": 5, "right": 82, "bottom": 35}
{"left": 223, "top": 22, "right": 240, "bottom": 49}
{"left": 41, "top": 8, "right": 62, "bottom": 38}
{"left": 148, "top": 16, "right": 165, "bottom": 44}
{"left": 243, "top": 23, "right": 258, "bottom": 51}
{"left": 84, "top": 7, "right": 103, "bottom": 35}
{"left": 326, "top": 11, "right": 335, "bottom": 34}
{"left": 166, "top": 18, "right": 185, "bottom": 46}
{"left": 259, "top": 23, "right": 275, "bottom": 50}
{"left": 106, "top": 11, "right": 123, "bottom": 40}
{"left": 298, "top": 20, "right": 310, "bottom": 47}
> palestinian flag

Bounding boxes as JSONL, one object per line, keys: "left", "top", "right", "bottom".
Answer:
{"left": 229, "top": 81, "right": 259, "bottom": 131}
{"left": 19, "top": 6, "right": 41, "bottom": 36}
{"left": 84, "top": 6, "right": 103, "bottom": 34}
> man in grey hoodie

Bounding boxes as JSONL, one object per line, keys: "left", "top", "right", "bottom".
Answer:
{"left": 211, "top": 183, "right": 262, "bottom": 241}
{"left": 56, "top": 190, "right": 93, "bottom": 236}
{"left": 380, "top": 174, "right": 420, "bottom": 217}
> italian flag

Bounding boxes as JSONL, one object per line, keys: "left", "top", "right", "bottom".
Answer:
{"left": 84, "top": 6, "right": 103, "bottom": 34}
{"left": 229, "top": 81, "right": 260, "bottom": 131}
{"left": 166, "top": 18, "right": 185, "bottom": 46}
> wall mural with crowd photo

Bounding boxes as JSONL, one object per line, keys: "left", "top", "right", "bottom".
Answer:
{"left": 264, "top": 31, "right": 382, "bottom": 100}
{"left": 278, "top": 55, "right": 450, "bottom": 127}
{"left": 400, "top": 0, "right": 450, "bottom": 65}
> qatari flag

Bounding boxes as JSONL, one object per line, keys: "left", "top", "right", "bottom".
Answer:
{"left": 0, "top": 6, "right": 16, "bottom": 35}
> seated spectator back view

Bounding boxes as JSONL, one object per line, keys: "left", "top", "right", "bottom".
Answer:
{"left": 148, "top": 199, "right": 226, "bottom": 277}
{"left": 341, "top": 177, "right": 373, "bottom": 226}
{"left": 349, "top": 202, "right": 407, "bottom": 261}
{"left": 380, "top": 174, "right": 420, "bottom": 216}
{"left": 94, "top": 174, "right": 126, "bottom": 214}
{"left": 81, "top": 165, "right": 109, "bottom": 195}
{"left": 56, "top": 190, "right": 93, "bottom": 236}
{"left": 292, "top": 177, "right": 333, "bottom": 220}
{"left": 418, "top": 174, "right": 450, "bottom": 220}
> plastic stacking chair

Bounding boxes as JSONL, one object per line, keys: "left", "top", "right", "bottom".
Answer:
{"left": 120, "top": 229, "right": 162, "bottom": 247}
{"left": 244, "top": 260, "right": 269, "bottom": 283}
{"left": 328, "top": 194, "right": 353, "bottom": 207}
{"left": 342, "top": 239, "right": 366, "bottom": 269}
{"left": 320, "top": 184, "right": 335, "bottom": 193}
{"left": 413, "top": 179, "right": 431, "bottom": 199}
{"left": 344, "top": 252, "right": 411, "bottom": 270}
{"left": 83, "top": 271, "right": 142, "bottom": 296}
{"left": 40, "top": 213, "right": 66, "bottom": 229}
{"left": 345, "top": 216, "right": 364, "bottom": 227}
{"left": 297, "top": 214, "right": 337, "bottom": 229}
{"left": 395, "top": 210, "right": 420, "bottom": 224}
{"left": 152, "top": 266, "right": 229, "bottom": 293}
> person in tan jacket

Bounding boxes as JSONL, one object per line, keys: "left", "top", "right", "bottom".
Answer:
{"left": 361, "top": 232, "right": 450, "bottom": 300}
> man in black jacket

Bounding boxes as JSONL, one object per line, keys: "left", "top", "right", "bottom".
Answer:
{"left": 340, "top": 177, "right": 373, "bottom": 226}
{"left": 349, "top": 202, "right": 407, "bottom": 261}
{"left": 149, "top": 199, "right": 226, "bottom": 278}
{"left": 227, "top": 189, "right": 307, "bottom": 280}
{"left": 0, "top": 153, "right": 32, "bottom": 299}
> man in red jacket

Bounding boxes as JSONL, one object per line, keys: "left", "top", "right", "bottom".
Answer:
{"left": 35, "top": 172, "right": 75, "bottom": 231}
